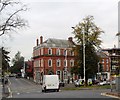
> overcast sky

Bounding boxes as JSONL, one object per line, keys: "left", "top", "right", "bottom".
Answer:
{"left": 0, "top": 0, "right": 119, "bottom": 63}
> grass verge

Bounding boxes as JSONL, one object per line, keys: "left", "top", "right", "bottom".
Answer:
{"left": 62, "top": 85, "right": 111, "bottom": 90}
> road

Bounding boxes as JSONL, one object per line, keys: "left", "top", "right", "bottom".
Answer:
{"left": 8, "top": 77, "right": 114, "bottom": 98}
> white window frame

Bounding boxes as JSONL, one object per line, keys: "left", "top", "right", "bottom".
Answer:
{"left": 64, "top": 49, "right": 67, "bottom": 56}
{"left": 56, "top": 48, "right": 61, "bottom": 55}
{"left": 56, "top": 70, "right": 61, "bottom": 80}
{"left": 56, "top": 59, "right": 61, "bottom": 67}
{"left": 48, "top": 59, "right": 52, "bottom": 67}
{"left": 48, "top": 48, "right": 52, "bottom": 55}
{"left": 64, "top": 59, "right": 67, "bottom": 67}
{"left": 70, "top": 59, "right": 74, "bottom": 67}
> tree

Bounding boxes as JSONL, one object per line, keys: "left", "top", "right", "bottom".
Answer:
{"left": 10, "top": 51, "right": 24, "bottom": 73}
{"left": 1, "top": 47, "right": 10, "bottom": 74}
{"left": 72, "top": 15, "right": 104, "bottom": 85}
{"left": 0, "top": 0, "right": 28, "bottom": 36}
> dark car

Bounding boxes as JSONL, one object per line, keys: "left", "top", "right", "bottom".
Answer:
{"left": 16, "top": 73, "right": 21, "bottom": 78}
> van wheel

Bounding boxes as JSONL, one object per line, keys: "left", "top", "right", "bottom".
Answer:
{"left": 56, "top": 89, "right": 59, "bottom": 92}
{"left": 44, "top": 88, "right": 46, "bottom": 92}
{"left": 42, "top": 90, "right": 44, "bottom": 92}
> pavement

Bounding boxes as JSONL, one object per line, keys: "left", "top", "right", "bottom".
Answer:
{"left": 101, "top": 92, "right": 120, "bottom": 99}
{"left": 2, "top": 83, "right": 10, "bottom": 98}
{"left": 61, "top": 83, "right": 120, "bottom": 99}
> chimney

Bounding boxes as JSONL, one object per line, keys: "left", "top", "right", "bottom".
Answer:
{"left": 36, "top": 39, "right": 39, "bottom": 46}
{"left": 40, "top": 36, "right": 43, "bottom": 44}
{"left": 68, "top": 37, "right": 73, "bottom": 42}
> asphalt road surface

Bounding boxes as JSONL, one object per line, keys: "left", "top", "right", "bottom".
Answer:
{"left": 8, "top": 77, "right": 114, "bottom": 98}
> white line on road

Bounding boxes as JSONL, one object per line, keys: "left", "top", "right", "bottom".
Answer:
{"left": 17, "top": 93, "right": 20, "bottom": 95}
{"left": 7, "top": 78, "right": 13, "bottom": 98}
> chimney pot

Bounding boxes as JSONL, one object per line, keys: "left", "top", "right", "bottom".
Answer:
{"left": 40, "top": 36, "right": 43, "bottom": 44}
{"left": 36, "top": 39, "right": 39, "bottom": 46}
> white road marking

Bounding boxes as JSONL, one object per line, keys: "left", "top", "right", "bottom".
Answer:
{"left": 17, "top": 93, "right": 20, "bottom": 95}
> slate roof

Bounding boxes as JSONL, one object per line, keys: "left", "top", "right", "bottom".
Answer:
{"left": 34, "top": 38, "right": 75, "bottom": 50}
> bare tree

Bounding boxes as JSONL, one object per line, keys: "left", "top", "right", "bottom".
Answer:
{"left": 0, "top": 0, "right": 28, "bottom": 36}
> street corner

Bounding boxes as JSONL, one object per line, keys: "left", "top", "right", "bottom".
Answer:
{"left": 101, "top": 92, "right": 120, "bottom": 99}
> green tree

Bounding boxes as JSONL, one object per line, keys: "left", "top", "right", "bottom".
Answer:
{"left": 1, "top": 47, "right": 10, "bottom": 75}
{"left": 72, "top": 15, "right": 104, "bottom": 85}
{"left": 10, "top": 51, "right": 24, "bottom": 73}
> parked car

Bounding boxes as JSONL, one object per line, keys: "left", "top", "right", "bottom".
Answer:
{"left": 87, "top": 79, "right": 93, "bottom": 86}
{"left": 9, "top": 73, "right": 16, "bottom": 77}
{"left": 16, "top": 73, "right": 21, "bottom": 78}
{"left": 111, "top": 80, "right": 116, "bottom": 84}
{"left": 74, "top": 79, "right": 84, "bottom": 87}
{"left": 92, "top": 80, "right": 100, "bottom": 85}
{"left": 74, "top": 80, "right": 79, "bottom": 87}
{"left": 98, "top": 81, "right": 109, "bottom": 86}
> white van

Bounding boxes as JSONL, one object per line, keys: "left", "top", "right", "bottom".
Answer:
{"left": 42, "top": 75, "right": 60, "bottom": 92}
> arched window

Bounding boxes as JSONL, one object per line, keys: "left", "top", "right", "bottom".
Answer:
{"left": 56, "top": 48, "right": 60, "bottom": 55}
{"left": 64, "top": 49, "right": 67, "bottom": 56}
{"left": 48, "top": 59, "right": 52, "bottom": 67}
{"left": 56, "top": 70, "right": 61, "bottom": 80}
{"left": 48, "top": 48, "right": 52, "bottom": 55}
{"left": 56, "top": 59, "right": 61, "bottom": 67}
{"left": 70, "top": 59, "right": 74, "bottom": 67}
{"left": 64, "top": 59, "right": 67, "bottom": 67}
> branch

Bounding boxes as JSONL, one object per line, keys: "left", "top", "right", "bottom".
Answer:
{"left": 0, "top": 8, "right": 25, "bottom": 36}
{"left": 0, "top": 0, "right": 20, "bottom": 12}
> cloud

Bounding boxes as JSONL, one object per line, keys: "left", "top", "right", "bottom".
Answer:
{"left": 1, "top": 0, "right": 119, "bottom": 62}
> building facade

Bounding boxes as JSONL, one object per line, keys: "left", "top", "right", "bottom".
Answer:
{"left": 97, "top": 51, "right": 111, "bottom": 81}
{"left": 33, "top": 36, "right": 76, "bottom": 83}
{"left": 25, "top": 60, "right": 34, "bottom": 79}
{"left": 102, "top": 48, "right": 120, "bottom": 76}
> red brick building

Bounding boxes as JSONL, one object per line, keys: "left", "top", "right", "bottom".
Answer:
{"left": 102, "top": 48, "right": 120, "bottom": 76}
{"left": 25, "top": 60, "right": 34, "bottom": 79}
{"left": 97, "top": 51, "right": 111, "bottom": 81}
{"left": 33, "top": 36, "right": 76, "bottom": 83}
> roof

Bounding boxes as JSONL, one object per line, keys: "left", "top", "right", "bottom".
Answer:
{"left": 102, "top": 48, "right": 120, "bottom": 51}
{"left": 97, "top": 51, "right": 109, "bottom": 58}
{"left": 34, "top": 38, "right": 75, "bottom": 49}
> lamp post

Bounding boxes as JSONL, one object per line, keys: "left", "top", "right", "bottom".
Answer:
{"left": 82, "top": 29, "right": 86, "bottom": 85}
{"left": 72, "top": 27, "right": 86, "bottom": 85}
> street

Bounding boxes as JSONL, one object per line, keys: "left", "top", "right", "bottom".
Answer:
{"left": 8, "top": 77, "right": 114, "bottom": 98}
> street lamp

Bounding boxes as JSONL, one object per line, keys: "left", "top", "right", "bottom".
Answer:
{"left": 82, "top": 29, "right": 86, "bottom": 85}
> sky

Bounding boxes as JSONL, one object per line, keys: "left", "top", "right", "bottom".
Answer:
{"left": 0, "top": 0, "right": 119, "bottom": 64}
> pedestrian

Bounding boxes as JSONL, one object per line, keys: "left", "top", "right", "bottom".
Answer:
{"left": 68, "top": 78, "right": 70, "bottom": 84}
